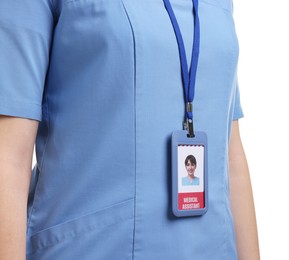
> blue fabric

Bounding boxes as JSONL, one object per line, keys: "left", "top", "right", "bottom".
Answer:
{"left": 163, "top": 0, "right": 200, "bottom": 109}
{"left": 0, "top": 0, "right": 244, "bottom": 259}
{"left": 163, "top": 0, "right": 200, "bottom": 133}
{"left": 182, "top": 176, "right": 200, "bottom": 186}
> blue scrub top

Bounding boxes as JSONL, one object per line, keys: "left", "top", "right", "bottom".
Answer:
{"left": 0, "top": 0, "right": 243, "bottom": 259}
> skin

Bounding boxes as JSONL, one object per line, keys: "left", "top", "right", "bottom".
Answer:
{"left": 0, "top": 116, "right": 260, "bottom": 259}
{"left": 229, "top": 120, "right": 260, "bottom": 259}
{"left": 0, "top": 115, "right": 38, "bottom": 259}
{"left": 185, "top": 160, "right": 196, "bottom": 180}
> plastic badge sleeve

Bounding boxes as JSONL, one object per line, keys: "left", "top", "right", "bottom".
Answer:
{"left": 172, "top": 130, "right": 208, "bottom": 217}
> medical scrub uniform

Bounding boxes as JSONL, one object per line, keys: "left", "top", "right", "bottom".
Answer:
{"left": 0, "top": 0, "right": 243, "bottom": 259}
{"left": 182, "top": 176, "right": 200, "bottom": 186}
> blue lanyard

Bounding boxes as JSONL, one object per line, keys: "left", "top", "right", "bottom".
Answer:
{"left": 163, "top": 0, "right": 200, "bottom": 137}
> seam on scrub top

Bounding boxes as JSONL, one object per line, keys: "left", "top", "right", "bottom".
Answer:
{"left": 120, "top": 1, "right": 137, "bottom": 259}
{"left": 27, "top": 200, "right": 134, "bottom": 254}
{"left": 28, "top": 217, "right": 134, "bottom": 254}
{"left": 222, "top": 161, "right": 229, "bottom": 258}
{"left": 38, "top": 93, "right": 51, "bottom": 171}
{"left": 200, "top": 0, "right": 232, "bottom": 13}
{"left": 223, "top": 180, "right": 237, "bottom": 259}
{"left": 223, "top": 37, "right": 238, "bottom": 255}
{"left": 223, "top": 25, "right": 238, "bottom": 257}
{"left": 26, "top": 88, "right": 51, "bottom": 236}
{"left": 29, "top": 198, "right": 134, "bottom": 237}
{"left": 0, "top": 95, "right": 43, "bottom": 108}
{"left": 225, "top": 154, "right": 230, "bottom": 258}
{"left": 223, "top": 204, "right": 228, "bottom": 258}
{"left": 0, "top": 21, "right": 52, "bottom": 41}
{"left": 65, "top": 0, "right": 84, "bottom": 5}
{"left": 49, "top": 0, "right": 58, "bottom": 19}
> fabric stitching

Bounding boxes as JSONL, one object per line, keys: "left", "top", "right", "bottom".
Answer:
{"left": 65, "top": 0, "right": 84, "bottom": 5}
{"left": 0, "top": 22, "right": 52, "bottom": 41}
{"left": 49, "top": 0, "right": 58, "bottom": 18}
{"left": 201, "top": 0, "right": 232, "bottom": 13}
{"left": 37, "top": 103, "right": 50, "bottom": 171}
{"left": 119, "top": 1, "right": 137, "bottom": 259}
{"left": 29, "top": 198, "right": 134, "bottom": 238}
{"left": 27, "top": 202, "right": 134, "bottom": 254}
{"left": 0, "top": 96, "right": 42, "bottom": 108}
{"left": 26, "top": 112, "right": 50, "bottom": 236}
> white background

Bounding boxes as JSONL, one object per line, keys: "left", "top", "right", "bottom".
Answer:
{"left": 234, "top": 0, "right": 289, "bottom": 259}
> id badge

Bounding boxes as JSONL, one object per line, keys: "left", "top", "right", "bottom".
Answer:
{"left": 172, "top": 130, "right": 208, "bottom": 217}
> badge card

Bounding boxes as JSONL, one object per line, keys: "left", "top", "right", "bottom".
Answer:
{"left": 172, "top": 130, "right": 208, "bottom": 217}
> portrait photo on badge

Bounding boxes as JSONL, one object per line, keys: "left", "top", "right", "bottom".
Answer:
{"left": 177, "top": 144, "right": 205, "bottom": 210}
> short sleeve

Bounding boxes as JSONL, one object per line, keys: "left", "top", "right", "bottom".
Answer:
{"left": 232, "top": 80, "right": 244, "bottom": 121}
{"left": 0, "top": 0, "right": 56, "bottom": 121}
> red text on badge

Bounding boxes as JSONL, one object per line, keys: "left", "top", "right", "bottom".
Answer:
{"left": 178, "top": 192, "right": 204, "bottom": 210}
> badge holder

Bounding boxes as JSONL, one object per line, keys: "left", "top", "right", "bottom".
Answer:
{"left": 171, "top": 130, "right": 208, "bottom": 217}
{"left": 163, "top": 0, "right": 207, "bottom": 216}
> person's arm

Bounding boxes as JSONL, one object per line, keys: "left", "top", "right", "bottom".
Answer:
{"left": 0, "top": 115, "right": 38, "bottom": 259}
{"left": 229, "top": 120, "right": 260, "bottom": 260}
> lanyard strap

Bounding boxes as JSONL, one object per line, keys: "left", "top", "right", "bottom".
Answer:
{"left": 163, "top": 0, "right": 200, "bottom": 137}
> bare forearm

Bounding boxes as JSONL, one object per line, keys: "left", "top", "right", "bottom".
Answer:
{"left": 229, "top": 122, "right": 260, "bottom": 260}
{"left": 0, "top": 116, "right": 38, "bottom": 259}
{"left": 0, "top": 164, "right": 30, "bottom": 260}
{"left": 230, "top": 159, "right": 259, "bottom": 259}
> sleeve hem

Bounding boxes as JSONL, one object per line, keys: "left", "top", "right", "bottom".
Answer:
{"left": 0, "top": 98, "right": 42, "bottom": 121}
{"left": 232, "top": 106, "right": 244, "bottom": 121}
